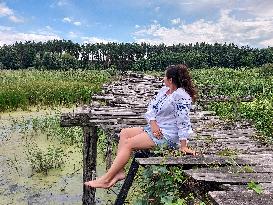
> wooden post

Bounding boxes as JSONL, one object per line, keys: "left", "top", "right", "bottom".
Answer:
{"left": 82, "top": 126, "right": 98, "bottom": 205}
{"left": 105, "top": 132, "right": 113, "bottom": 170}
{"left": 114, "top": 156, "right": 139, "bottom": 205}
{"left": 114, "top": 151, "right": 150, "bottom": 205}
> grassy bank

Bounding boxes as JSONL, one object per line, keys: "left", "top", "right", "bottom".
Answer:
{"left": 0, "top": 69, "right": 114, "bottom": 112}
{"left": 192, "top": 64, "right": 273, "bottom": 142}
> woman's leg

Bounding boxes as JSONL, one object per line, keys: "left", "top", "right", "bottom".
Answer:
{"left": 110, "top": 127, "right": 144, "bottom": 177}
{"left": 84, "top": 131, "right": 155, "bottom": 188}
{"left": 117, "top": 127, "right": 144, "bottom": 156}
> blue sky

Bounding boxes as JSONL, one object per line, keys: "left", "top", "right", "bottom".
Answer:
{"left": 1, "top": 0, "right": 273, "bottom": 47}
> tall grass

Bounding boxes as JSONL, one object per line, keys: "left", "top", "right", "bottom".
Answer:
{"left": 0, "top": 69, "right": 114, "bottom": 111}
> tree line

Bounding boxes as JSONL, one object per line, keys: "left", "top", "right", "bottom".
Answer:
{"left": 0, "top": 40, "right": 272, "bottom": 70}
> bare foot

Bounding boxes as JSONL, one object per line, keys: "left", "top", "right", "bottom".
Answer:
{"left": 109, "top": 171, "right": 126, "bottom": 187}
{"left": 84, "top": 172, "right": 126, "bottom": 189}
{"left": 84, "top": 177, "right": 111, "bottom": 189}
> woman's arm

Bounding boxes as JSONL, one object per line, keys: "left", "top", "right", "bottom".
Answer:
{"left": 174, "top": 98, "right": 196, "bottom": 155}
{"left": 144, "top": 86, "right": 168, "bottom": 122}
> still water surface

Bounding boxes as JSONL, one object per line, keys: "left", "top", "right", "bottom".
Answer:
{"left": 0, "top": 108, "right": 120, "bottom": 205}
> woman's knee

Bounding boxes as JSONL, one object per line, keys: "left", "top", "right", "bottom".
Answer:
{"left": 122, "top": 138, "right": 133, "bottom": 150}
{"left": 119, "top": 128, "right": 129, "bottom": 141}
{"left": 119, "top": 127, "right": 142, "bottom": 141}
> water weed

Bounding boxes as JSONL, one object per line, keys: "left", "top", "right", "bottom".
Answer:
{"left": 25, "top": 142, "right": 65, "bottom": 175}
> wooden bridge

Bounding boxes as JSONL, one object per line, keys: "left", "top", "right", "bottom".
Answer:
{"left": 60, "top": 72, "right": 273, "bottom": 205}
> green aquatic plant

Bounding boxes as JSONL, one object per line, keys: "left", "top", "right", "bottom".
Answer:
{"left": 26, "top": 143, "right": 65, "bottom": 175}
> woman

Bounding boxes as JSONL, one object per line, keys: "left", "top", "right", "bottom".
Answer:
{"left": 84, "top": 64, "right": 197, "bottom": 189}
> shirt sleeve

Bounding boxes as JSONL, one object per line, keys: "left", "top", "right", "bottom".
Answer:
{"left": 144, "top": 86, "right": 167, "bottom": 123}
{"left": 144, "top": 96, "right": 157, "bottom": 123}
{"left": 174, "top": 97, "right": 193, "bottom": 141}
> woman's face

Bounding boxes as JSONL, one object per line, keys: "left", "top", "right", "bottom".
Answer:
{"left": 163, "top": 75, "right": 172, "bottom": 87}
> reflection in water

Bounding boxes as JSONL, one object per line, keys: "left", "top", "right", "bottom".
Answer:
{"left": 0, "top": 109, "right": 120, "bottom": 205}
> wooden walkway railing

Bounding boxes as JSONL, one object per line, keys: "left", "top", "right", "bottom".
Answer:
{"left": 60, "top": 72, "right": 273, "bottom": 205}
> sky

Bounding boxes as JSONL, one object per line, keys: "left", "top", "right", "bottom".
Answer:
{"left": 0, "top": 0, "right": 273, "bottom": 48}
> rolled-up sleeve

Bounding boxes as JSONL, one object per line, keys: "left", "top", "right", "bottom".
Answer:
{"left": 174, "top": 98, "right": 193, "bottom": 141}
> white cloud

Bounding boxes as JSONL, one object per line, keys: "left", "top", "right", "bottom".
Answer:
{"left": 135, "top": 25, "right": 140, "bottom": 29}
{"left": 0, "top": 25, "right": 12, "bottom": 31}
{"left": 133, "top": 9, "right": 273, "bottom": 48}
{"left": 62, "top": 17, "right": 82, "bottom": 26}
{"left": 68, "top": 31, "right": 78, "bottom": 38}
{"left": 57, "top": 0, "right": 69, "bottom": 6}
{"left": 0, "top": 2, "right": 24, "bottom": 23}
{"left": 9, "top": 15, "right": 24, "bottom": 23}
{"left": 63, "top": 17, "right": 72, "bottom": 23}
{"left": 73, "top": 21, "right": 81, "bottom": 26}
{"left": 238, "top": 0, "right": 273, "bottom": 18}
{"left": 46, "top": 25, "right": 53, "bottom": 30}
{"left": 170, "top": 18, "right": 181, "bottom": 25}
{"left": 0, "top": 2, "right": 13, "bottom": 16}
{"left": 82, "top": 36, "right": 117, "bottom": 44}
{"left": 50, "top": 0, "right": 70, "bottom": 8}
{"left": 0, "top": 28, "right": 61, "bottom": 45}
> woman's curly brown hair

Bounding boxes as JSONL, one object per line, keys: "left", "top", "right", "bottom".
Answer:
{"left": 165, "top": 64, "right": 197, "bottom": 103}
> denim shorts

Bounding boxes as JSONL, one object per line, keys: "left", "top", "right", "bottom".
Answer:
{"left": 143, "top": 125, "right": 178, "bottom": 149}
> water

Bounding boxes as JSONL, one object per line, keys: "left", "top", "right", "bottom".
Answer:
{"left": 0, "top": 108, "right": 120, "bottom": 205}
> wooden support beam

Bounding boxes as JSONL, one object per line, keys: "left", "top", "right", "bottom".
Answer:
{"left": 114, "top": 151, "right": 150, "bottom": 205}
{"left": 114, "top": 157, "right": 139, "bottom": 205}
{"left": 105, "top": 131, "right": 113, "bottom": 170}
{"left": 82, "top": 126, "right": 98, "bottom": 205}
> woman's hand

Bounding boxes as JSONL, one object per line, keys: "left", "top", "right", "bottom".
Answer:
{"left": 179, "top": 139, "right": 197, "bottom": 156}
{"left": 180, "top": 146, "right": 197, "bottom": 156}
{"left": 150, "top": 120, "right": 162, "bottom": 139}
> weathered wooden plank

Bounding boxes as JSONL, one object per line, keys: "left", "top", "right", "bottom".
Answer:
{"left": 192, "top": 134, "right": 254, "bottom": 141}
{"left": 209, "top": 191, "right": 273, "bottom": 205}
{"left": 136, "top": 155, "right": 252, "bottom": 166}
{"left": 199, "top": 145, "right": 272, "bottom": 155}
{"left": 222, "top": 182, "right": 273, "bottom": 193}
{"left": 190, "top": 140, "right": 257, "bottom": 147}
{"left": 87, "top": 116, "right": 144, "bottom": 121}
{"left": 60, "top": 113, "right": 91, "bottom": 127}
{"left": 88, "top": 111, "right": 140, "bottom": 116}
{"left": 88, "top": 118, "right": 147, "bottom": 125}
{"left": 187, "top": 165, "right": 273, "bottom": 173}
{"left": 91, "top": 95, "right": 115, "bottom": 100}
{"left": 184, "top": 168, "right": 273, "bottom": 184}
{"left": 92, "top": 107, "right": 146, "bottom": 113}
{"left": 61, "top": 116, "right": 146, "bottom": 127}
{"left": 236, "top": 153, "right": 273, "bottom": 166}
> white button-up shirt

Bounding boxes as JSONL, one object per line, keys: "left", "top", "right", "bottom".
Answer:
{"left": 144, "top": 86, "right": 193, "bottom": 144}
